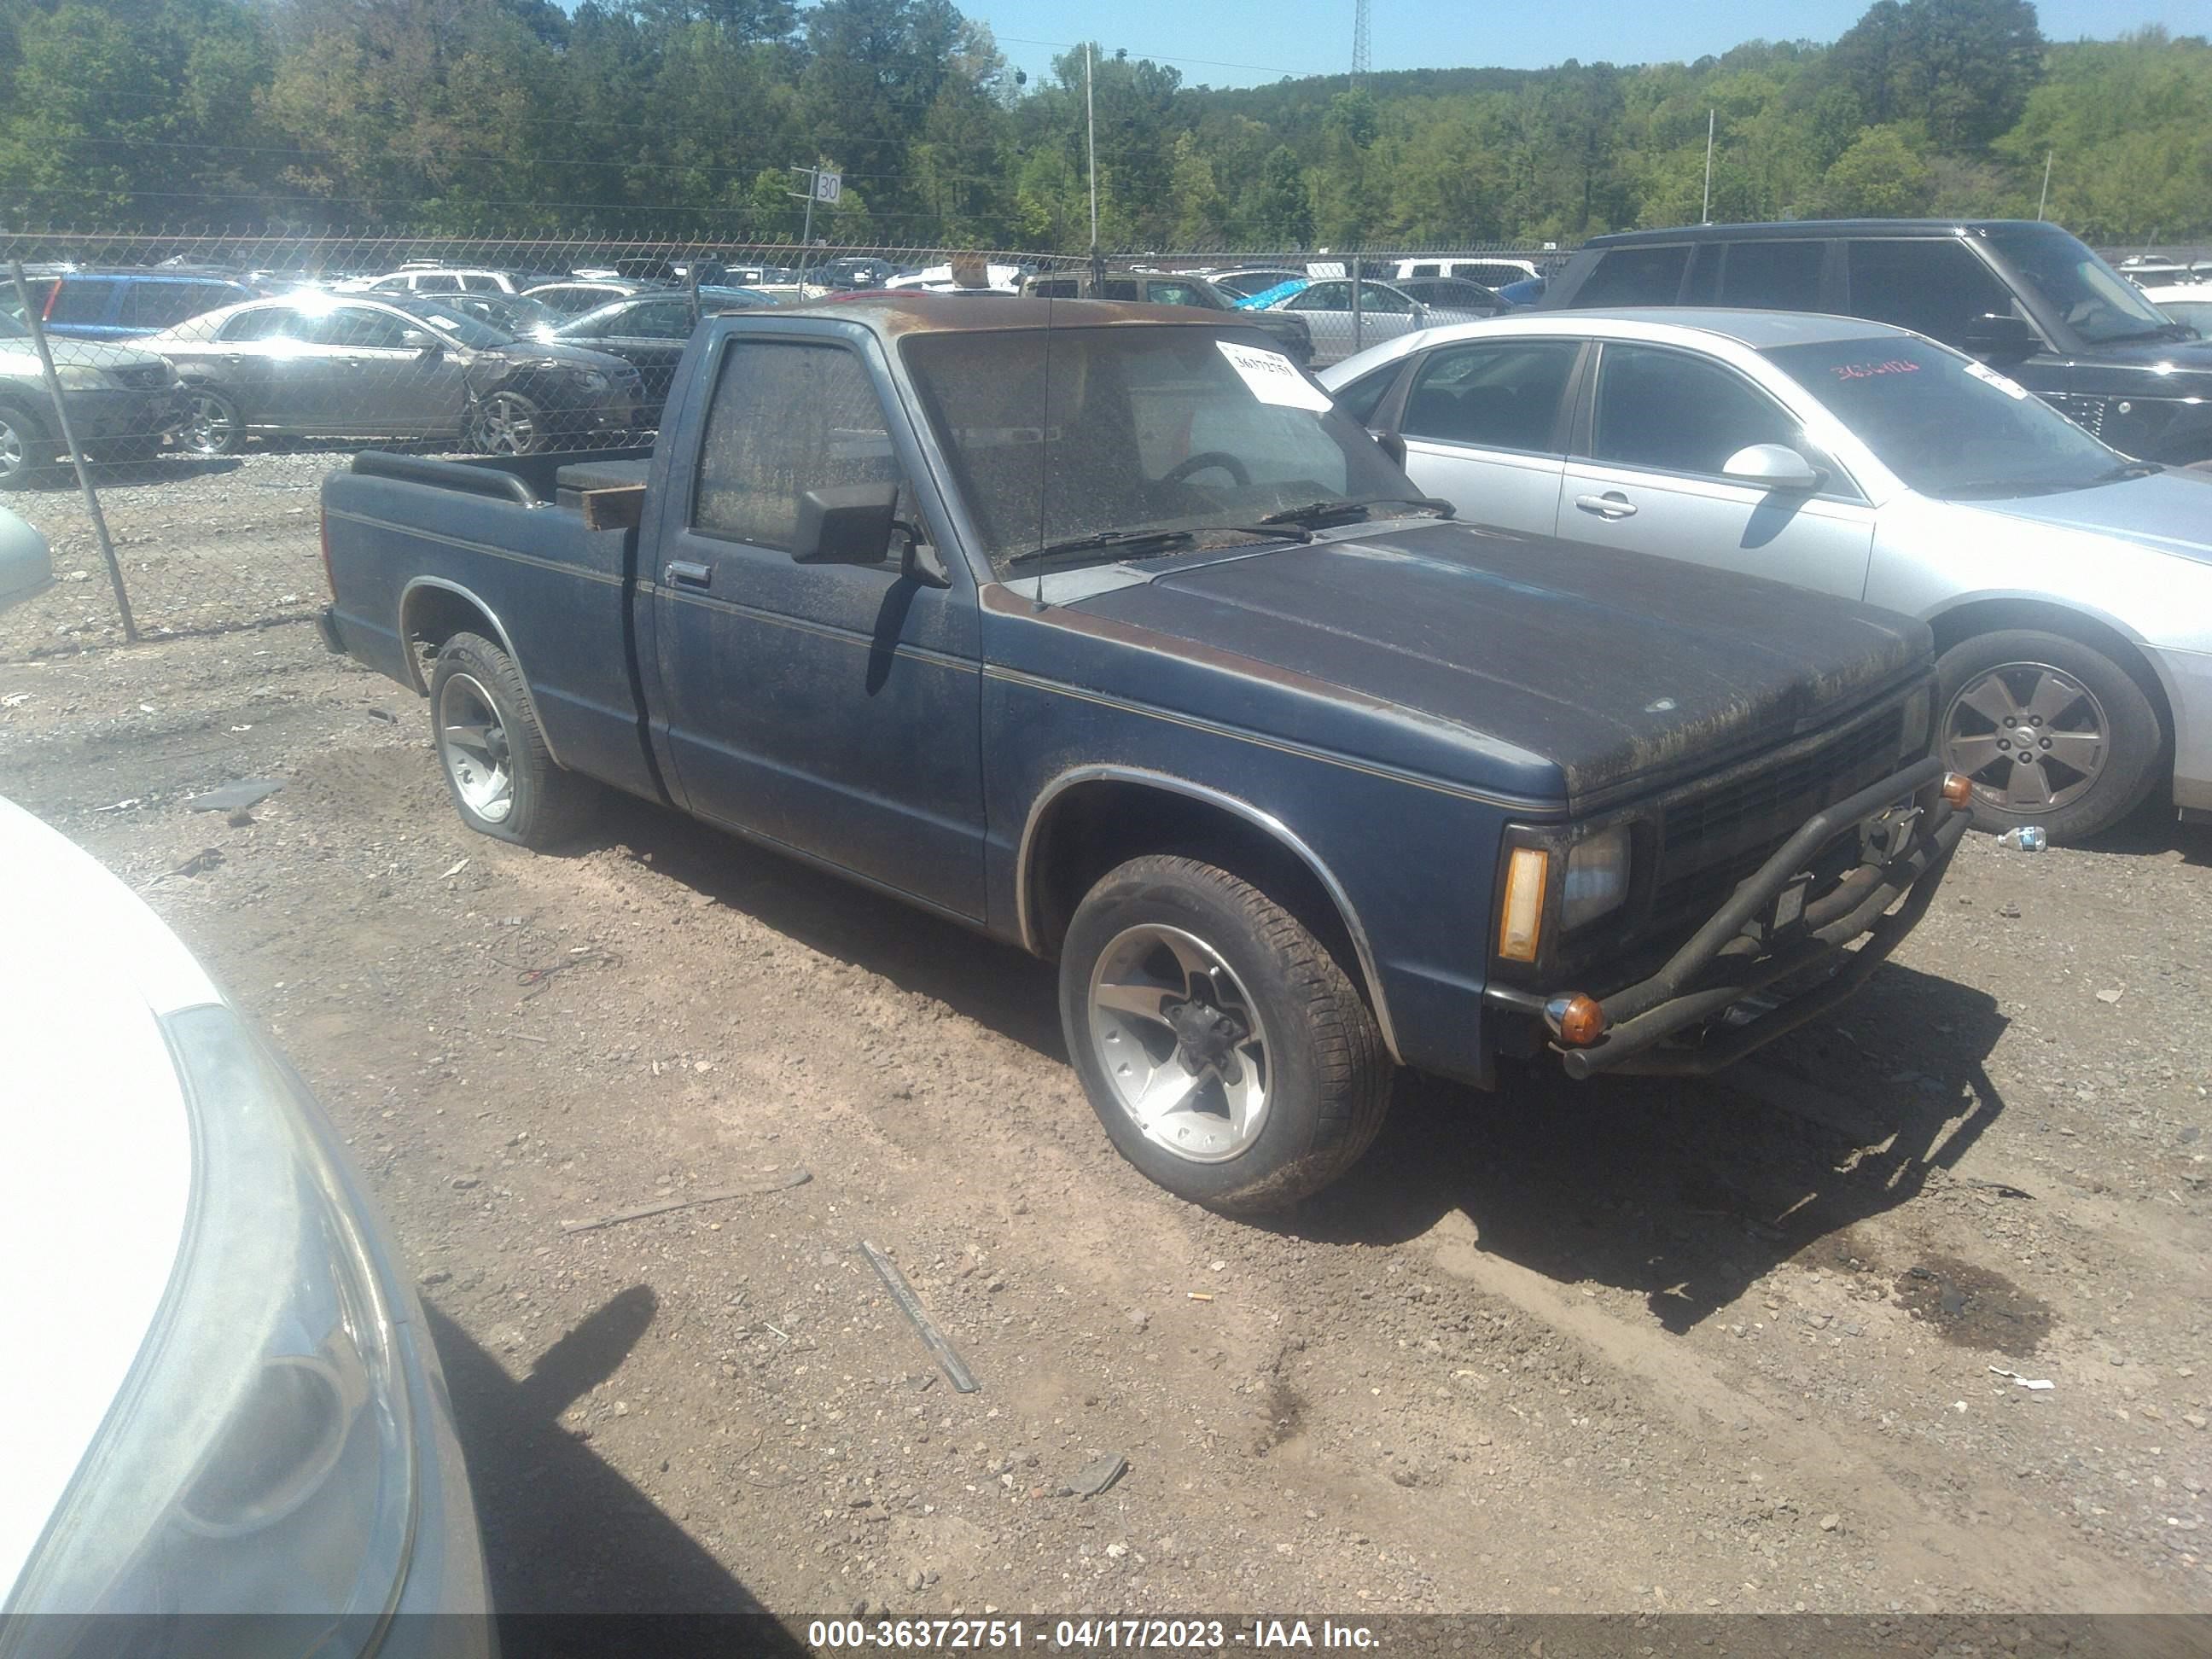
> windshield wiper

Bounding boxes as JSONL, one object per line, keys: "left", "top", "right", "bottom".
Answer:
{"left": 1255, "top": 494, "right": 1456, "bottom": 528}
{"left": 1004, "top": 528, "right": 1198, "bottom": 568}
{"left": 2096, "top": 323, "right": 2195, "bottom": 346}
{"left": 2094, "top": 459, "right": 2163, "bottom": 483}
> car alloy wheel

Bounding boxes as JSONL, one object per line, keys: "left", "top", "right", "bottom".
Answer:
{"left": 0, "top": 415, "right": 27, "bottom": 482}
{"left": 435, "top": 671, "right": 515, "bottom": 824}
{"left": 1942, "top": 661, "right": 2108, "bottom": 814}
{"left": 471, "top": 393, "right": 538, "bottom": 456}
{"left": 1085, "top": 923, "right": 1272, "bottom": 1163}
{"left": 182, "top": 391, "right": 238, "bottom": 457}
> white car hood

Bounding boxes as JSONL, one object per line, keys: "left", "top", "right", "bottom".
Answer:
{"left": 0, "top": 798, "right": 208, "bottom": 1602}
{"left": 1957, "top": 469, "right": 2212, "bottom": 567}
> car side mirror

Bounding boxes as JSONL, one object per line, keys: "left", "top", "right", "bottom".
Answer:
{"left": 1721, "top": 443, "right": 1824, "bottom": 492}
{"left": 1962, "top": 311, "right": 2039, "bottom": 364}
{"left": 792, "top": 482, "right": 899, "bottom": 567}
{"left": 402, "top": 330, "right": 440, "bottom": 359}
{"left": 1412, "top": 303, "right": 1431, "bottom": 326}
{"left": 1376, "top": 430, "right": 1408, "bottom": 469}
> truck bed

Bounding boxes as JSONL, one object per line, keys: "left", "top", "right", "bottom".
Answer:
{"left": 320, "top": 448, "right": 664, "bottom": 804}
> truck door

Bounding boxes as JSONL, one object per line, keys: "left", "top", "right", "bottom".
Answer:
{"left": 648, "top": 335, "right": 987, "bottom": 919}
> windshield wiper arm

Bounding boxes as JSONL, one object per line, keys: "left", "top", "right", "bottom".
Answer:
{"left": 2094, "top": 459, "right": 2163, "bottom": 483}
{"left": 1256, "top": 494, "right": 1456, "bottom": 528}
{"left": 1004, "top": 528, "right": 1197, "bottom": 568}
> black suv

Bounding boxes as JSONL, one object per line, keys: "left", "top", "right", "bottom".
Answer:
{"left": 1540, "top": 219, "right": 2212, "bottom": 463}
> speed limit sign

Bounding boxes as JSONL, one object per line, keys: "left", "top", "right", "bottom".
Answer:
{"left": 814, "top": 170, "right": 842, "bottom": 205}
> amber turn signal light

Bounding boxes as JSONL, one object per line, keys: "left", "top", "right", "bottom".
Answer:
{"left": 1497, "top": 846, "right": 1549, "bottom": 963}
{"left": 1939, "top": 771, "right": 1973, "bottom": 810}
{"left": 1544, "top": 992, "right": 1607, "bottom": 1049}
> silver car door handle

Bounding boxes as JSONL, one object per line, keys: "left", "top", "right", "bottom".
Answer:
{"left": 1574, "top": 492, "right": 1638, "bottom": 520}
{"left": 664, "top": 560, "right": 712, "bottom": 590}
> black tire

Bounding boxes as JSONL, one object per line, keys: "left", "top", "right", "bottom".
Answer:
{"left": 1936, "top": 628, "right": 2163, "bottom": 842}
{"left": 0, "top": 405, "right": 50, "bottom": 491}
{"left": 427, "top": 632, "right": 598, "bottom": 848}
{"left": 467, "top": 390, "right": 547, "bottom": 456}
{"left": 179, "top": 386, "right": 242, "bottom": 457}
{"left": 1058, "top": 854, "right": 1393, "bottom": 1212}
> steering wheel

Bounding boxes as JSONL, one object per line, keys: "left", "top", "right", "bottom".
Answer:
{"left": 1161, "top": 450, "right": 1252, "bottom": 487}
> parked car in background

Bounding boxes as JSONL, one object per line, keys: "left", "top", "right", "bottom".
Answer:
{"left": 2144, "top": 284, "right": 2212, "bottom": 337}
{"left": 1396, "top": 276, "right": 1514, "bottom": 313}
{"left": 1323, "top": 308, "right": 2212, "bottom": 840}
{"left": 316, "top": 293, "right": 1964, "bottom": 1210}
{"left": 1019, "top": 270, "right": 1314, "bottom": 363}
{"left": 144, "top": 292, "right": 642, "bottom": 457}
{"left": 413, "top": 290, "right": 568, "bottom": 342}
{"left": 0, "top": 505, "right": 50, "bottom": 605}
{"left": 1265, "top": 276, "right": 1507, "bottom": 365}
{"left": 0, "top": 795, "right": 492, "bottom": 1637}
{"left": 521, "top": 278, "right": 669, "bottom": 316}
{"left": 343, "top": 266, "right": 537, "bottom": 298}
{"left": 1540, "top": 219, "right": 2212, "bottom": 463}
{"left": 10, "top": 269, "right": 262, "bottom": 341}
{"left": 1394, "top": 255, "right": 1541, "bottom": 289}
{"left": 1206, "top": 267, "right": 1308, "bottom": 299}
{"left": 552, "top": 287, "right": 777, "bottom": 424}
{"left": 0, "top": 311, "right": 188, "bottom": 485}
{"left": 818, "top": 257, "right": 901, "bottom": 290}
{"left": 886, "top": 262, "right": 1025, "bottom": 293}
{"left": 2117, "top": 256, "right": 2199, "bottom": 288}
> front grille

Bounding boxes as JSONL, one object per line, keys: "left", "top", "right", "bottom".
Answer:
{"left": 1651, "top": 707, "right": 1905, "bottom": 921}
{"left": 106, "top": 364, "right": 172, "bottom": 390}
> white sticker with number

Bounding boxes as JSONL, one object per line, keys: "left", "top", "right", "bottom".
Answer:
{"left": 1963, "top": 359, "right": 2029, "bottom": 400}
{"left": 1216, "top": 340, "right": 1333, "bottom": 411}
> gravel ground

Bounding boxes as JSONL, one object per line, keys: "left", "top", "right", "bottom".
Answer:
{"left": 3, "top": 454, "right": 2209, "bottom": 1626}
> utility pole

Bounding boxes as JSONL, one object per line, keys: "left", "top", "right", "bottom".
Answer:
{"left": 1086, "top": 44, "right": 1103, "bottom": 287}
{"left": 787, "top": 160, "right": 841, "bottom": 294}
{"left": 2037, "top": 149, "right": 2053, "bottom": 221}
{"left": 1701, "top": 108, "right": 1715, "bottom": 224}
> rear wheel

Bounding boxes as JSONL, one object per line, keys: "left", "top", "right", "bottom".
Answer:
{"left": 1059, "top": 855, "right": 1392, "bottom": 1212}
{"left": 428, "top": 632, "right": 597, "bottom": 847}
{"left": 1937, "top": 628, "right": 2162, "bottom": 842}
{"left": 0, "top": 405, "right": 49, "bottom": 490}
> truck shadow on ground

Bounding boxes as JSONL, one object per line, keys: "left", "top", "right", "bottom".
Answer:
{"left": 1278, "top": 960, "right": 2011, "bottom": 1333}
{"left": 427, "top": 1288, "right": 805, "bottom": 1644}
{"left": 579, "top": 797, "right": 2009, "bottom": 1336}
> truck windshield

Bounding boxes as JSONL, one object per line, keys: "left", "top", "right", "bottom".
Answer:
{"left": 1767, "top": 335, "right": 2134, "bottom": 501}
{"left": 901, "top": 325, "right": 1420, "bottom": 573}
{"left": 1982, "top": 226, "right": 2180, "bottom": 346}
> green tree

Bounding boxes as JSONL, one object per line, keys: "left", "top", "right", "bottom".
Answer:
{"left": 1819, "top": 121, "right": 1936, "bottom": 215}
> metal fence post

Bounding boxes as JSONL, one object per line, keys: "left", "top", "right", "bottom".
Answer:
{"left": 8, "top": 259, "right": 136, "bottom": 643}
{"left": 1350, "top": 255, "right": 1364, "bottom": 356}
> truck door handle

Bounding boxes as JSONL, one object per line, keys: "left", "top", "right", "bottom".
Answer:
{"left": 665, "top": 560, "right": 712, "bottom": 590}
{"left": 1575, "top": 492, "right": 1638, "bottom": 520}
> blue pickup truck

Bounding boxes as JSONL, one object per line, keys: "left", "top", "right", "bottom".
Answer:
{"left": 318, "top": 295, "right": 1969, "bottom": 1210}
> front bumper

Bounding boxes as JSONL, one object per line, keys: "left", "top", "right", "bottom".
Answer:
{"left": 1516, "top": 757, "right": 1966, "bottom": 1078}
{"left": 62, "top": 383, "right": 191, "bottom": 441}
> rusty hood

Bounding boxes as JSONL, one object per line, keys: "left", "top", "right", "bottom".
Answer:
{"left": 1068, "top": 520, "right": 1930, "bottom": 805}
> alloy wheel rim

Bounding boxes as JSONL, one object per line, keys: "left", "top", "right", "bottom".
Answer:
{"left": 0, "top": 418, "right": 25, "bottom": 475}
{"left": 478, "top": 396, "right": 535, "bottom": 454}
{"left": 1943, "top": 661, "right": 2109, "bottom": 814}
{"left": 1086, "top": 923, "right": 1270, "bottom": 1164}
{"left": 184, "top": 393, "right": 232, "bottom": 454}
{"left": 437, "top": 672, "right": 515, "bottom": 823}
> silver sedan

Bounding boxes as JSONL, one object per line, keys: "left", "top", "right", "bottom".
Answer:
{"left": 1322, "top": 308, "right": 2212, "bottom": 842}
{"left": 1262, "top": 277, "right": 1504, "bottom": 366}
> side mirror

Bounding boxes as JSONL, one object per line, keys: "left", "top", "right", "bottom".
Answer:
{"left": 402, "top": 330, "right": 441, "bottom": 359}
{"left": 1412, "top": 302, "right": 1432, "bottom": 327}
{"left": 1961, "top": 311, "right": 2040, "bottom": 364}
{"left": 1375, "top": 430, "right": 1408, "bottom": 469}
{"left": 1721, "top": 443, "right": 1824, "bottom": 492}
{"left": 792, "top": 482, "right": 899, "bottom": 567}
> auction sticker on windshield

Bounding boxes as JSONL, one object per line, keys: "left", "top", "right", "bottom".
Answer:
{"left": 1963, "top": 359, "right": 2030, "bottom": 400}
{"left": 1216, "top": 340, "right": 1332, "bottom": 411}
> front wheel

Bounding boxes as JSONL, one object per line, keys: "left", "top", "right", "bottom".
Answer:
{"left": 179, "top": 387, "right": 242, "bottom": 457}
{"left": 467, "top": 391, "right": 545, "bottom": 456}
{"left": 1059, "top": 855, "right": 1392, "bottom": 1212}
{"left": 428, "top": 632, "right": 597, "bottom": 847}
{"left": 1936, "top": 628, "right": 2163, "bottom": 842}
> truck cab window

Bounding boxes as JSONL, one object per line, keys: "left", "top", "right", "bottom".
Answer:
{"left": 694, "top": 341, "right": 905, "bottom": 556}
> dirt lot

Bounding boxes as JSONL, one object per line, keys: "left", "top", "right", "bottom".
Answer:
{"left": 4, "top": 456, "right": 2210, "bottom": 1626}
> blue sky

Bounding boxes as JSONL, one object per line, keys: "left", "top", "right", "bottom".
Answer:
{"left": 977, "top": 0, "right": 2212, "bottom": 90}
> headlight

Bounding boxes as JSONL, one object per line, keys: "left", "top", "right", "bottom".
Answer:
{"left": 570, "top": 368, "right": 609, "bottom": 393}
{"left": 1900, "top": 683, "right": 1933, "bottom": 760}
{"left": 1561, "top": 824, "right": 1633, "bottom": 932}
{"left": 4, "top": 1005, "right": 413, "bottom": 1633}
{"left": 50, "top": 364, "right": 109, "bottom": 392}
